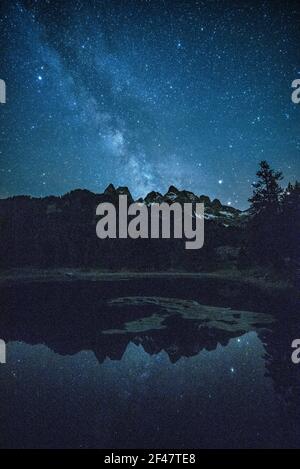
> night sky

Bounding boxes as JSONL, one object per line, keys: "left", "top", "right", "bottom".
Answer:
{"left": 1, "top": 0, "right": 299, "bottom": 208}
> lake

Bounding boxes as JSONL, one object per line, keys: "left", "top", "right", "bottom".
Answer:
{"left": 0, "top": 277, "right": 300, "bottom": 448}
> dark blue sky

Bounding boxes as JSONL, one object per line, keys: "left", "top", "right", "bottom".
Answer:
{"left": 1, "top": 0, "right": 299, "bottom": 208}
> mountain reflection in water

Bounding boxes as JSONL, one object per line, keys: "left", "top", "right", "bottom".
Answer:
{"left": 1, "top": 280, "right": 300, "bottom": 449}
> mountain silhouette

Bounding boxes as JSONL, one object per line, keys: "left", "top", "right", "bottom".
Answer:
{"left": 0, "top": 185, "right": 244, "bottom": 269}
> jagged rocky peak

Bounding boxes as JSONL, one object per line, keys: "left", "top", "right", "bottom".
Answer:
{"left": 180, "top": 190, "right": 199, "bottom": 202}
{"left": 104, "top": 183, "right": 116, "bottom": 195}
{"left": 164, "top": 185, "right": 181, "bottom": 201}
{"left": 144, "top": 191, "right": 164, "bottom": 205}
{"left": 116, "top": 186, "right": 130, "bottom": 195}
{"left": 116, "top": 186, "right": 134, "bottom": 203}
{"left": 199, "top": 195, "right": 211, "bottom": 205}
{"left": 103, "top": 184, "right": 133, "bottom": 202}
{"left": 166, "top": 185, "right": 180, "bottom": 195}
{"left": 211, "top": 198, "right": 222, "bottom": 210}
{"left": 164, "top": 186, "right": 201, "bottom": 204}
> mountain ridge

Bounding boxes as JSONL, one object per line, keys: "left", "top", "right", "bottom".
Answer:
{"left": 0, "top": 184, "right": 244, "bottom": 228}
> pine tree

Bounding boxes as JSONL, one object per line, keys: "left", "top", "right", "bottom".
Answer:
{"left": 242, "top": 162, "right": 298, "bottom": 277}
{"left": 243, "top": 161, "right": 284, "bottom": 268}
{"left": 282, "top": 181, "right": 300, "bottom": 210}
{"left": 248, "top": 160, "right": 283, "bottom": 216}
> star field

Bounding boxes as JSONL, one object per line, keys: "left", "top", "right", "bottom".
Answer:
{"left": 0, "top": 0, "right": 299, "bottom": 208}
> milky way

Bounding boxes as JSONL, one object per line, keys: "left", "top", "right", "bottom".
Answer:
{"left": 1, "top": 0, "right": 299, "bottom": 208}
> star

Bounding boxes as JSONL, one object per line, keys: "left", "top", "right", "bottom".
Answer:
{"left": 0, "top": 0, "right": 298, "bottom": 206}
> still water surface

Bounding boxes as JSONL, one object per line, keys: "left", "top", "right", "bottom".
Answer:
{"left": 1, "top": 279, "right": 300, "bottom": 448}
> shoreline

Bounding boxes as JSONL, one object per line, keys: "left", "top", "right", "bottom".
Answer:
{"left": 0, "top": 267, "right": 294, "bottom": 291}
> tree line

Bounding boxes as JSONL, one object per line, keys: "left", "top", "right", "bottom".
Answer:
{"left": 239, "top": 160, "right": 300, "bottom": 278}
